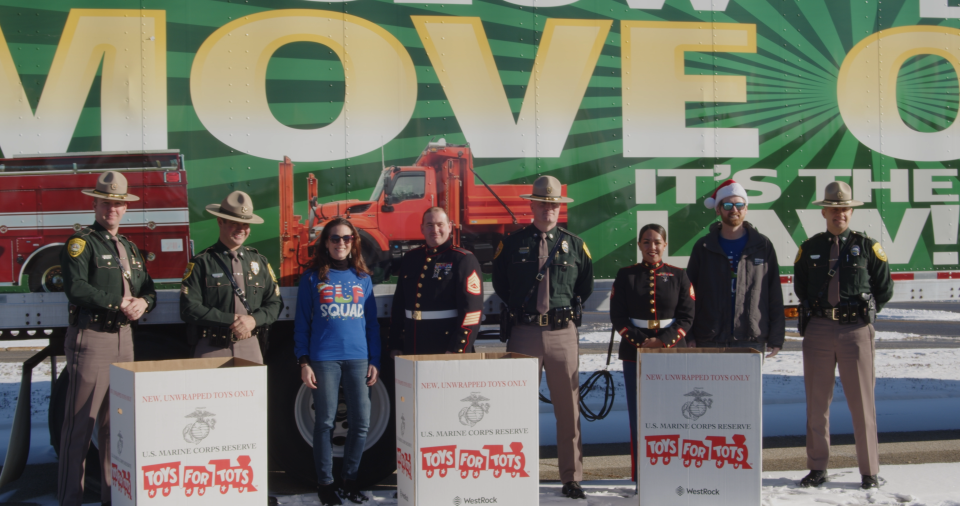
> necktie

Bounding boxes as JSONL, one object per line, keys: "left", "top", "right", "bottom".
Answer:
{"left": 228, "top": 250, "right": 248, "bottom": 315}
{"left": 110, "top": 236, "right": 132, "bottom": 298}
{"left": 537, "top": 234, "right": 550, "bottom": 314}
{"left": 828, "top": 235, "right": 841, "bottom": 307}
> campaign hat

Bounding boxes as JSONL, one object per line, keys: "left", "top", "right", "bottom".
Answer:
{"left": 81, "top": 171, "right": 140, "bottom": 201}
{"left": 205, "top": 191, "right": 265, "bottom": 224}
{"left": 520, "top": 175, "right": 574, "bottom": 203}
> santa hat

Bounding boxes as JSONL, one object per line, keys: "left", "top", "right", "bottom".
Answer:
{"left": 704, "top": 179, "right": 748, "bottom": 209}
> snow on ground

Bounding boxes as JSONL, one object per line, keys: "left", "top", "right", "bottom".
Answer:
{"left": 878, "top": 308, "right": 960, "bottom": 322}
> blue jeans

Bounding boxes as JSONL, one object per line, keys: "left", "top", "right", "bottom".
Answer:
{"left": 310, "top": 359, "right": 371, "bottom": 485}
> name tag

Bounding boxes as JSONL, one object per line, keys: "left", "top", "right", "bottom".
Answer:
{"left": 519, "top": 247, "right": 530, "bottom": 255}
{"left": 102, "top": 255, "right": 113, "bottom": 259}
{"left": 810, "top": 255, "right": 821, "bottom": 260}
{"left": 754, "top": 258, "right": 764, "bottom": 265}
{"left": 212, "top": 273, "right": 224, "bottom": 278}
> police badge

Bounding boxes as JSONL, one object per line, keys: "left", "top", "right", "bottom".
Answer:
{"left": 851, "top": 245, "right": 861, "bottom": 256}
{"left": 251, "top": 261, "right": 260, "bottom": 275}
{"left": 561, "top": 240, "right": 569, "bottom": 253}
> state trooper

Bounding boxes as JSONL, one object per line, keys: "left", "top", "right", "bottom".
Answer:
{"left": 59, "top": 171, "right": 156, "bottom": 506}
{"left": 794, "top": 181, "right": 894, "bottom": 490}
{"left": 492, "top": 175, "right": 593, "bottom": 500}
{"left": 390, "top": 207, "right": 484, "bottom": 356}
{"left": 180, "top": 191, "right": 283, "bottom": 363}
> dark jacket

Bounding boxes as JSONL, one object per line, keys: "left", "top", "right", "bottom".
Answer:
{"left": 492, "top": 225, "right": 593, "bottom": 311}
{"left": 179, "top": 241, "right": 283, "bottom": 344}
{"left": 610, "top": 262, "right": 695, "bottom": 361}
{"left": 686, "top": 221, "right": 785, "bottom": 348}
{"left": 389, "top": 239, "right": 484, "bottom": 354}
{"left": 794, "top": 228, "right": 893, "bottom": 311}
{"left": 62, "top": 221, "right": 157, "bottom": 313}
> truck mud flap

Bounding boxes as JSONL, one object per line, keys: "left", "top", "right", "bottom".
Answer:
{"left": 0, "top": 346, "right": 54, "bottom": 488}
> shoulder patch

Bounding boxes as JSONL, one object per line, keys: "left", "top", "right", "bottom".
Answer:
{"left": 794, "top": 246, "right": 803, "bottom": 264}
{"left": 268, "top": 263, "right": 278, "bottom": 283}
{"left": 182, "top": 262, "right": 196, "bottom": 281}
{"left": 466, "top": 270, "right": 481, "bottom": 295}
{"left": 67, "top": 238, "right": 86, "bottom": 258}
{"left": 493, "top": 241, "right": 503, "bottom": 260}
{"left": 582, "top": 243, "right": 592, "bottom": 259}
{"left": 872, "top": 242, "right": 888, "bottom": 262}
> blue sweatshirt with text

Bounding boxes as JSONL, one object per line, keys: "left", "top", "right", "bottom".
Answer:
{"left": 293, "top": 268, "right": 381, "bottom": 369}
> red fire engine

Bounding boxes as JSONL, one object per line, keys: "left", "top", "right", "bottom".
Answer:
{"left": 0, "top": 150, "right": 189, "bottom": 292}
{"left": 279, "top": 139, "right": 567, "bottom": 284}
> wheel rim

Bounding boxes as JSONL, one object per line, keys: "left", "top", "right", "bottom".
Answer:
{"left": 41, "top": 265, "right": 64, "bottom": 292}
{"left": 293, "top": 380, "right": 391, "bottom": 456}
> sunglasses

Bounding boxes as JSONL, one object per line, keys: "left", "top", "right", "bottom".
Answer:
{"left": 328, "top": 234, "right": 354, "bottom": 243}
{"left": 721, "top": 202, "right": 746, "bottom": 211}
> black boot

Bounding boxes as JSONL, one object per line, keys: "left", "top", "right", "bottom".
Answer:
{"left": 561, "top": 481, "right": 586, "bottom": 499}
{"left": 861, "top": 475, "right": 879, "bottom": 489}
{"left": 317, "top": 483, "right": 343, "bottom": 505}
{"left": 800, "top": 470, "right": 827, "bottom": 488}
{"left": 338, "top": 479, "right": 369, "bottom": 504}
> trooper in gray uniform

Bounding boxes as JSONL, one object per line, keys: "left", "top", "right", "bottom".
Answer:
{"left": 180, "top": 191, "right": 283, "bottom": 363}
{"left": 59, "top": 171, "right": 156, "bottom": 506}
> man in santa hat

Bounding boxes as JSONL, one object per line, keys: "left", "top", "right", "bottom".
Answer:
{"left": 685, "top": 179, "right": 784, "bottom": 356}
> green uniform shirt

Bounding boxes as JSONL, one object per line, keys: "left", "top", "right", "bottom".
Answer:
{"left": 492, "top": 225, "right": 594, "bottom": 311}
{"left": 61, "top": 221, "right": 157, "bottom": 313}
{"left": 179, "top": 241, "right": 283, "bottom": 330}
{"left": 794, "top": 228, "right": 894, "bottom": 311}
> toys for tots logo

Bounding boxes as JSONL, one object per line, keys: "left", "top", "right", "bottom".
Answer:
{"left": 141, "top": 455, "right": 257, "bottom": 498}
{"left": 420, "top": 442, "right": 529, "bottom": 479}
{"left": 645, "top": 434, "right": 752, "bottom": 469}
{"left": 111, "top": 463, "right": 132, "bottom": 500}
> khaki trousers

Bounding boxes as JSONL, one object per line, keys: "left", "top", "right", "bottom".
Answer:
{"left": 193, "top": 335, "right": 263, "bottom": 364}
{"left": 506, "top": 321, "right": 582, "bottom": 482}
{"left": 803, "top": 317, "right": 879, "bottom": 475}
{"left": 58, "top": 324, "right": 133, "bottom": 506}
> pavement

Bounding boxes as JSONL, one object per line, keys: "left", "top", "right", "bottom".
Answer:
{"left": 536, "top": 430, "right": 960, "bottom": 482}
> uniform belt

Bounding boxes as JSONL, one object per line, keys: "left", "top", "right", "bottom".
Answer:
{"left": 630, "top": 318, "right": 674, "bottom": 330}
{"left": 406, "top": 309, "right": 458, "bottom": 320}
{"left": 812, "top": 307, "right": 856, "bottom": 321}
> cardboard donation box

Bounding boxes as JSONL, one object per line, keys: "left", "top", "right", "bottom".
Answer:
{"left": 395, "top": 353, "right": 539, "bottom": 506}
{"left": 109, "top": 358, "right": 267, "bottom": 506}
{"left": 637, "top": 349, "right": 762, "bottom": 505}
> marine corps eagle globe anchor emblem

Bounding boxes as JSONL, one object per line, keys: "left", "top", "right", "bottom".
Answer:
{"left": 681, "top": 388, "right": 713, "bottom": 421}
{"left": 183, "top": 408, "right": 217, "bottom": 444}
{"left": 458, "top": 392, "right": 490, "bottom": 427}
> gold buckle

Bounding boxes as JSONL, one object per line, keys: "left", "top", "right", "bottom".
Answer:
{"left": 828, "top": 308, "right": 839, "bottom": 320}
{"left": 412, "top": 311, "right": 422, "bottom": 320}
{"left": 648, "top": 320, "right": 660, "bottom": 330}
{"left": 538, "top": 314, "right": 549, "bottom": 326}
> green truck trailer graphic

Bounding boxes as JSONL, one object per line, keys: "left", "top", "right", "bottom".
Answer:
{"left": 3, "top": 0, "right": 960, "bottom": 492}
{"left": 0, "top": 0, "right": 958, "bottom": 283}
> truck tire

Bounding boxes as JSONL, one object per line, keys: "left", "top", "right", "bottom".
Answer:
{"left": 266, "top": 337, "right": 396, "bottom": 488}
{"left": 49, "top": 371, "right": 102, "bottom": 497}
{"left": 27, "top": 247, "right": 65, "bottom": 292}
{"left": 358, "top": 230, "right": 391, "bottom": 283}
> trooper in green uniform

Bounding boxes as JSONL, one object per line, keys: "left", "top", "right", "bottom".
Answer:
{"left": 59, "top": 171, "right": 156, "bottom": 506}
{"left": 180, "top": 191, "right": 283, "bottom": 364}
{"left": 492, "top": 175, "right": 593, "bottom": 500}
{"left": 794, "top": 181, "right": 894, "bottom": 490}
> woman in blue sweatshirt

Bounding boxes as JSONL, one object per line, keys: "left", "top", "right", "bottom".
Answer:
{"left": 294, "top": 217, "right": 380, "bottom": 505}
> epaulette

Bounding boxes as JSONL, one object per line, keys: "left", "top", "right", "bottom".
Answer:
{"left": 557, "top": 226, "right": 582, "bottom": 241}
{"left": 244, "top": 246, "right": 259, "bottom": 254}
{"left": 451, "top": 246, "right": 472, "bottom": 255}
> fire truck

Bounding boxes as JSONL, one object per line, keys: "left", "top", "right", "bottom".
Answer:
{"left": 0, "top": 151, "right": 189, "bottom": 292}
{"left": 278, "top": 139, "right": 567, "bottom": 284}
